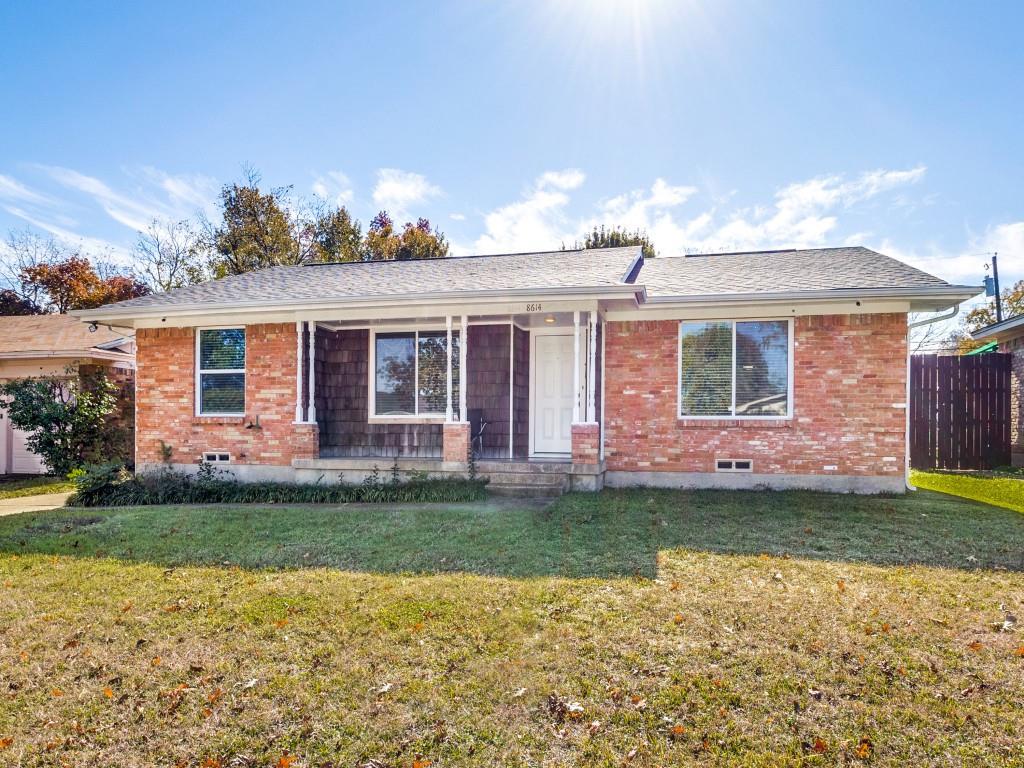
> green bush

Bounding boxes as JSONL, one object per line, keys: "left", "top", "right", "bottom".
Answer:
{"left": 67, "top": 462, "right": 488, "bottom": 508}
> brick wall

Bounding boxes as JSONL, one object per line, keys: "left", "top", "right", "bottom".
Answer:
{"left": 1006, "top": 335, "right": 1024, "bottom": 460}
{"left": 603, "top": 313, "right": 908, "bottom": 477}
{"left": 136, "top": 324, "right": 318, "bottom": 467}
{"left": 571, "top": 422, "right": 600, "bottom": 465}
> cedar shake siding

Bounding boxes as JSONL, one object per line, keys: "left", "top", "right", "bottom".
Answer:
{"left": 513, "top": 326, "right": 530, "bottom": 458}
{"left": 466, "top": 324, "right": 513, "bottom": 458}
{"left": 314, "top": 329, "right": 442, "bottom": 458}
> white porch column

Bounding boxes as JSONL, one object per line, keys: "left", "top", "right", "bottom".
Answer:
{"left": 294, "top": 320, "right": 303, "bottom": 422}
{"left": 445, "top": 315, "right": 454, "bottom": 422}
{"left": 587, "top": 310, "right": 597, "bottom": 421}
{"left": 459, "top": 314, "right": 468, "bottom": 421}
{"left": 306, "top": 321, "right": 317, "bottom": 423}
{"left": 572, "top": 310, "right": 581, "bottom": 423}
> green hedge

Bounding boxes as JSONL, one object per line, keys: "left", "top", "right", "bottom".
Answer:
{"left": 68, "top": 463, "right": 488, "bottom": 508}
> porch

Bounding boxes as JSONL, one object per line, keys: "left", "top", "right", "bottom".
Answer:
{"left": 291, "top": 309, "right": 605, "bottom": 490}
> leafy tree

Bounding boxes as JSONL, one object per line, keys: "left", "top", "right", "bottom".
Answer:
{"left": 134, "top": 218, "right": 206, "bottom": 291}
{"left": 208, "top": 181, "right": 298, "bottom": 277}
{"left": 363, "top": 212, "right": 449, "bottom": 261}
{"left": 949, "top": 279, "right": 1024, "bottom": 353}
{"left": 19, "top": 256, "right": 149, "bottom": 312}
{"left": 0, "top": 288, "right": 41, "bottom": 315}
{"left": 0, "top": 369, "right": 126, "bottom": 476}
{"left": 568, "top": 225, "right": 658, "bottom": 258}
{"left": 309, "top": 205, "right": 363, "bottom": 263}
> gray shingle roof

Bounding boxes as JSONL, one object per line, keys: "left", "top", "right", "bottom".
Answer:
{"left": 637, "top": 247, "right": 952, "bottom": 298}
{"left": 84, "top": 245, "right": 971, "bottom": 319}
{"left": 104, "top": 246, "right": 642, "bottom": 311}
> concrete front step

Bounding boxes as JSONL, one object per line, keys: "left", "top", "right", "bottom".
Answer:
{"left": 476, "top": 461, "right": 572, "bottom": 474}
{"left": 480, "top": 471, "right": 569, "bottom": 487}
{"left": 488, "top": 483, "right": 566, "bottom": 499}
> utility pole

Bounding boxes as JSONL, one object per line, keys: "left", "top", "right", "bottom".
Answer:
{"left": 992, "top": 253, "right": 1003, "bottom": 323}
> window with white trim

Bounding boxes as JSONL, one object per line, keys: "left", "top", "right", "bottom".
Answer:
{"left": 197, "top": 328, "right": 245, "bottom": 415}
{"left": 372, "top": 330, "right": 460, "bottom": 417}
{"left": 678, "top": 320, "right": 791, "bottom": 418}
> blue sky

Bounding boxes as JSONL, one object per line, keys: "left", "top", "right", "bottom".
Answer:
{"left": 1, "top": 0, "right": 1021, "bottom": 294}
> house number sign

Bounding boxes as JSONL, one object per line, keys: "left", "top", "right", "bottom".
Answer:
{"left": 525, "top": 303, "right": 543, "bottom": 312}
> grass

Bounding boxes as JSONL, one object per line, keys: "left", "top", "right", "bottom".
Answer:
{"left": 0, "top": 489, "right": 1022, "bottom": 766}
{"left": 0, "top": 474, "right": 74, "bottom": 500}
{"left": 912, "top": 469, "right": 1024, "bottom": 513}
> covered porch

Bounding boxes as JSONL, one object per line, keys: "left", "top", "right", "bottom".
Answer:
{"left": 290, "top": 306, "right": 605, "bottom": 488}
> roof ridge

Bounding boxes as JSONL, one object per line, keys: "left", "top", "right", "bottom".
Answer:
{"left": 302, "top": 245, "right": 639, "bottom": 267}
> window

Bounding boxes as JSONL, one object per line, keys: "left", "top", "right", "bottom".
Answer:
{"left": 197, "top": 328, "right": 245, "bottom": 415}
{"left": 373, "top": 330, "right": 460, "bottom": 417}
{"left": 679, "top": 320, "right": 790, "bottom": 418}
{"left": 203, "top": 452, "right": 231, "bottom": 464}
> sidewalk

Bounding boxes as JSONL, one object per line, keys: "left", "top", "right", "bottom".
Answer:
{"left": 0, "top": 492, "right": 72, "bottom": 516}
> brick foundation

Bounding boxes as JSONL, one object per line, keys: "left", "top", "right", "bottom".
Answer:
{"left": 571, "top": 422, "right": 601, "bottom": 465}
{"left": 136, "top": 324, "right": 318, "bottom": 467}
{"left": 442, "top": 421, "right": 471, "bottom": 464}
{"left": 603, "top": 314, "right": 908, "bottom": 480}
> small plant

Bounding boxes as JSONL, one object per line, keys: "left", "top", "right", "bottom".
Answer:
{"left": 468, "top": 446, "right": 478, "bottom": 483}
{"left": 390, "top": 456, "right": 401, "bottom": 485}
{"left": 158, "top": 441, "right": 174, "bottom": 465}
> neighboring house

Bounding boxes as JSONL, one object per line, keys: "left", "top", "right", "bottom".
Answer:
{"left": 73, "top": 246, "right": 978, "bottom": 493}
{"left": 971, "top": 314, "right": 1024, "bottom": 466}
{"left": 0, "top": 314, "right": 135, "bottom": 474}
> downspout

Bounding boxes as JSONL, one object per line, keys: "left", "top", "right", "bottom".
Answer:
{"left": 905, "top": 305, "right": 960, "bottom": 490}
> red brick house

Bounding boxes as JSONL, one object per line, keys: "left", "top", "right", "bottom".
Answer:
{"left": 971, "top": 313, "right": 1024, "bottom": 466}
{"left": 74, "top": 246, "right": 978, "bottom": 494}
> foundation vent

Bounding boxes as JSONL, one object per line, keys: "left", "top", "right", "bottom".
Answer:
{"left": 715, "top": 458, "right": 752, "bottom": 473}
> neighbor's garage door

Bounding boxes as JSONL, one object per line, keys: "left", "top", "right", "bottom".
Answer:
{"left": 0, "top": 408, "right": 46, "bottom": 475}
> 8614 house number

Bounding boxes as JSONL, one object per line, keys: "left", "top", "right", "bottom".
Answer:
{"left": 525, "top": 303, "right": 543, "bottom": 312}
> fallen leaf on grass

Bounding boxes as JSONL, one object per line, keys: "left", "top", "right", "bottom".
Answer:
{"left": 669, "top": 580, "right": 681, "bottom": 591}
{"left": 207, "top": 687, "right": 224, "bottom": 704}
{"left": 1015, "top": 646, "right": 1024, "bottom": 658}
{"left": 151, "top": 656, "right": 162, "bottom": 666}
{"left": 102, "top": 687, "right": 113, "bottom": 699}
{"left": 0, "top": 738, "right": 12, "bottom": 749}
{"left": 273, "top": 619, "right": 289, "bottom": 629}
{"left": 673, "top": 614, "right": 684, "bottom": 625}
{"left": 375, "top": 682, "right": 393, "bottom": 695}
{"left": 511, "top": 687, "right": 526, "bottom": 699}
{"left": 587, "top": 720, "right": 602, "bottom": 735}
{"left": 51, "top": 688, "right": 63, "bottom": 697}
{"left": 967, "top": 641, "right": 983, "bottom": 652}
{"left": 412, "top": 759, "right": 432, "bottom": 768}
{"left": 275, "top": 754, "right": 295, "bottom": 768}
{"left": 201, "top": 759, "right": 222, "bottom": 768}
{"left": 837, "top": 579, "right": 846, "bottom": 593}
{"left": 855, "top": 738, "right": 873, "bottom": 759}
{"left": 812, "top": 738, "right": 828, "bottom": 754}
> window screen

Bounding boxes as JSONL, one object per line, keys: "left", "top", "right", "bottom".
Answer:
{"left": 198, "top": 328, "right": 245, "bottom": 415}
{"left": 374, "top": 330, "right": 460, "bottom": 416}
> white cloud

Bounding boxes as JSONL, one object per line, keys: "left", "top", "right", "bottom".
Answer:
{"left": 474, "top": 168, "right": 587, "bottom": 253}
{"left": 537, "top": 169, "right": 586, "bottom": 191}
{"left": 2, "top": 204, "right": 131, "bottom": 261}
{"left": 311, "top": 170, "right": 354, "bottom": 206}
{"left": 0, "top": 174, "right": 51, "bottom": 205}
{"left": 39, "top": 164, "right": 219, "bottom": 231}
{"left": 880, "top": 221, "right": 1024, "bottom": 288}
{"left": 372, "top": 168, "right": 442, "bottom": 221}
{"left": 449, "top": 212, "right": 466, "bottom": 221}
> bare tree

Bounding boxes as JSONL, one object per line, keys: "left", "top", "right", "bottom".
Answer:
{"left": 1, "top": 228, "right": 61, "bottom": 309}
{"left": 908, "top": 311, "right": 960, "bottom": 355}
{"left": 134, "top": 218, "right": 205, "bottom": 292}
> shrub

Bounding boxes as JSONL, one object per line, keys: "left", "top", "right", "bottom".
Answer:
{"left": 0, "top": 368, "right": 128, "bottom": 476}
{"left": 67, "top": 463, "right": 488, "bottom": 507}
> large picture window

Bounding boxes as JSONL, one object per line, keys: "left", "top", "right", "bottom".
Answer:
{"left": 197, "top": 328, "right": 245, "bottom": 415}
{"left": 373, "top": 330, "right": 460, "bottom": 417}
{"left": 678, "top": 319, "right": 790, "bottom": 418}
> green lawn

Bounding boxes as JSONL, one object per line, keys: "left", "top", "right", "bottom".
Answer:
{"left": 0, "top": 475, "right": 74, "bottom": 500}
{"left": 912, "top": 469, "right": 1024, "bottom": 513}
{"left": 0, "top": 489, "right": 1022, "bottom": 766}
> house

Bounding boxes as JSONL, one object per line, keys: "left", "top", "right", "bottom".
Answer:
{"left": 0, "top": 314, "right": 135, "bottom": 474}
{"left": 72, "top": 246, "right": 979, "bottom": 494}
{"left": 971, "top": 314, "right": 1024, "bottom": 466}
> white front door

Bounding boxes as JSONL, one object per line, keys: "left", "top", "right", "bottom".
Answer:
{"left": 531, "top": 333, "right": 574, "bottom": 455}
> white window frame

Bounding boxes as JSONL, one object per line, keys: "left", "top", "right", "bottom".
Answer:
{"left": 368, "top": 326, "right": 460, "bottom": 423}
{"left": 677, "top": 317, "right": 794, "bottom": 420}
{"left": 195, "top": 326, "right": 246, "bottom": 417}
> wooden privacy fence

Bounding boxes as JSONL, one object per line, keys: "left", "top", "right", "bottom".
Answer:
{"left": 909, "top": 353, "right": 1011, "bottom": 470}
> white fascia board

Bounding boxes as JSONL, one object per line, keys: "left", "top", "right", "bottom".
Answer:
{"left": 637, "top": 285, "right": 981, "bottom": 311}
{"left": 70, "top": 284, "right": 640, "bottom": 327}
{"left": 971, "top": 313, "right": 1024, "bottom": 341}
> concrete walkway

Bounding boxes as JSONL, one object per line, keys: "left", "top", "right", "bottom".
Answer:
{"left": 0, "top": 492, "right": 72, "bottom": 516}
